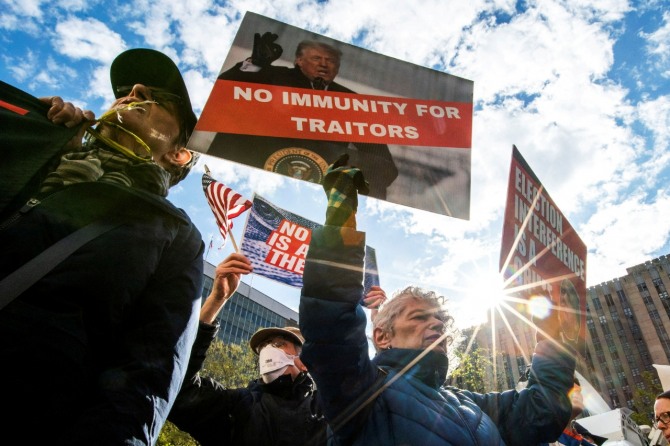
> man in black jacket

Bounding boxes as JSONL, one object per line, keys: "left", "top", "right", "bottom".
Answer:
{"left": 211, "top": 33, "right": 398, "bottom": 199}
{"left": 168, "top": 252, "right": 325, "bottom": 445}
{"left": 0, "top": 48, "right": 203, "bottom": 446}
{"left": 169, "top": 252, "right": 386, "bottom": 445}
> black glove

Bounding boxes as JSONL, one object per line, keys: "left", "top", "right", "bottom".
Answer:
{"left": 251, "top": 32, "right": 283, "bottom": 67}
{"left": 322, "top": 154, "right": 370, "bottom": 227}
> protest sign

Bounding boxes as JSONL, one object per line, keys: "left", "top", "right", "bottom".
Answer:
{"left": 188, "top": 12, "right": 474, "bottom": 219}
{"left": 241, "top": 194, "right": 379, "bottom": 291}
{"left": 499, "top": 145, "right": 587, "bottom": 351}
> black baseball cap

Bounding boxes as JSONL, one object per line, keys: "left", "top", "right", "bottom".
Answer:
{"left": 110, "top": 48, "right": 198, "bottom": 135}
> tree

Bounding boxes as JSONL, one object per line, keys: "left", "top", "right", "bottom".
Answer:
{"left": 199, "top": 338, "right": 259, "bottom": 387}
{"left": 157, "top": 421, "right": 199, "bottom": 446}
{"left": 630, "top": 370, "right": 663, "bottom": 426}
{"left": 447, "top": 326, "right": 502, "bottom": 393}
{"left": 448, "top": 344, "right": 497, "bottom": 393}
{"left": 157, "top": 339, "right": 259, "bottom": 446}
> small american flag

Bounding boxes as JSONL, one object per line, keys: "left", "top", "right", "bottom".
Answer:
{"left": 202, "top": 171, "right": 252, "bottom": 247}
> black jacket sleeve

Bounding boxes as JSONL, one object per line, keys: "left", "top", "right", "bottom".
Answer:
{"left": 168, "top": 322, "right": 250, "bottom": 446}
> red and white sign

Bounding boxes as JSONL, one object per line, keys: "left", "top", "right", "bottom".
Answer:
{"left": 500, "top": 145, "right": 588, "bottom": 351}
{"left": 197, "top": 80, "right": 472, "bottom": 148}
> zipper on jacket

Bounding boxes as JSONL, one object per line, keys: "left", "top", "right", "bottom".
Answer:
{"left": 0, "top": 198, "right": 40, "bottom": 232}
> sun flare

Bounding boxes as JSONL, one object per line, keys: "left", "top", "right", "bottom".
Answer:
{"left": 528, "top": 294, "right": 552, "bottom": 320}
{"left": 460, "top": 271, "right": 510, "bottom": 325}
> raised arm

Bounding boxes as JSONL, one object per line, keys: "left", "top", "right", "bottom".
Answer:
{"left": 168, "top": 253, "right": 253, "bottom": 444}
{"left": 299, "top": 155, "right": 381, "bottom": 440}
{"left": 186, "top": 252, "right": 253, "bottom": 378}
{"left": 218, "top": 31, "right": 283, "bottom": 81}
{"left": 199, "top": 252, "right": 253, "bottom": 324}
{"left": 460, "top": 305, "right": 576, "bottom": 445}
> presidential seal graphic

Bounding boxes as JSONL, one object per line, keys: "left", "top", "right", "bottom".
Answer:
{"left": 264, "top": 148, "right": 329, "bottom": 183}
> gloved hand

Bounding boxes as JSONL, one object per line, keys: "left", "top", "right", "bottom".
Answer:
{"left": 322, "top": 154, "right": 370, "bottom": 227}
{"left": 251, "top": 32, "right": 283, "bottom": 67}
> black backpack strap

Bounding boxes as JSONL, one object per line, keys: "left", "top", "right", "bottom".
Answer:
{"left": 0, "top": 81, "right": 80, "bottom": 222}
{"left": 0, "top": 219, "right": 124, "bottom": 310}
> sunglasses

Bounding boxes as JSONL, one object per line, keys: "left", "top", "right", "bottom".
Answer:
{"left": 259, "top": 337, "right": 291, "bottom": 350}
{"left": 116, "top": 86, "right": 183, "bottom": 106}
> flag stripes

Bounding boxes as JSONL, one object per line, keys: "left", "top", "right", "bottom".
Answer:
{"left": 202, "top": 172, "right": 252, "bottom": 246}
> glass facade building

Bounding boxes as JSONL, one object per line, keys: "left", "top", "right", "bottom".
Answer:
{"left": 201, "top": 261, "right": 299, "bottom": 347}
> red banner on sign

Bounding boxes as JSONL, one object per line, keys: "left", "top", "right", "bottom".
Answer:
{"left": 196, "top": 80, "right": 472, "bottom": 148}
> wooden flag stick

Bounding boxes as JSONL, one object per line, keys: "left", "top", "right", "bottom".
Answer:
{"left": 229, "top": 230, "right": 239, "bottom": 253}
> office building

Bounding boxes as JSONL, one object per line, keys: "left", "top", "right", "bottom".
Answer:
{"left": 582, "top": 254, "right": 669, "bottom": 410}
{"left": 201, "top": 261, "right": 299, "bottom": 346}
{"left": 475, "top": 254, "right": 669, "bottom": 412}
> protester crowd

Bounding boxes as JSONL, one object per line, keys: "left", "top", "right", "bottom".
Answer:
{"left": 2, "top": 40, "right": 609, "bottom": 446}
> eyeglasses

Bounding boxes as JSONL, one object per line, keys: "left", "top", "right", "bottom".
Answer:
{"left": 116, "top": 86, "right": 183, "bottom": 106}
{"left": 259, "top": 337, "right": 290, "bottom": 350}
{"left": 653, "top": 411, "right": 670, "bottom": 428}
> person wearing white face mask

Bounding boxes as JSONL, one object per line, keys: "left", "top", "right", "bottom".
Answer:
{"left": 168, "top": 251, "right": 387, "bottom": 446}
{"left": 254, "top": 327, "right": 307, "bottom": 383}
{"left": 170, "top": 321, "right": 326, "bottom": 446}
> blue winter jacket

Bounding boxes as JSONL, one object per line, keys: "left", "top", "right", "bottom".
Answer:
{"left": 299, "top": 226, "right": 575, "bottom": 446}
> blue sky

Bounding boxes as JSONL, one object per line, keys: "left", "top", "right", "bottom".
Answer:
{"left": 1, "top": 0, "right": 669, "bottom": 328}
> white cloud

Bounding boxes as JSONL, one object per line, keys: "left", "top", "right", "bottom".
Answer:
{"left": 87, "top": 64, "right": 115, "bottom": 106}
{"left": 53, "top": 17, "right": 126, "bottom": 63}
{"left": 1, "top": 0, "right": 44, "bottom": 19}
{"left": 637, "top": 93, "right": 670, "bottom": 161}
{"left": 582, "top": 188, "right": 670, "bottom": 284}
{"left": 182, "top": 68, "right": 216, "bottom": 115}
{"left": 642, "top": 11, "right": 670, "bottom": 78}
{"left": 0, "top": 12, "right": 32, "bottom": 33}
{"left": 173, "top": 1, "right": 243, "bottom": 73}
{"left": 5, "top": 49, "right": 38, "bottom": 83}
